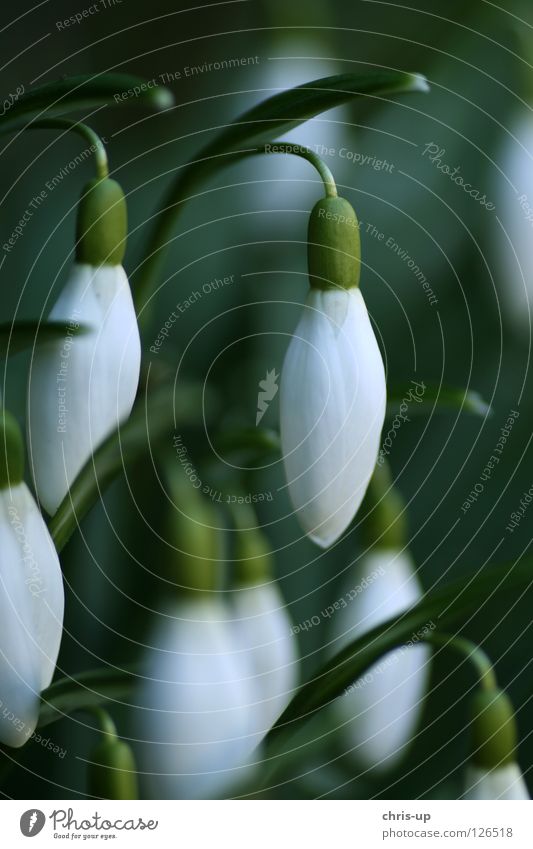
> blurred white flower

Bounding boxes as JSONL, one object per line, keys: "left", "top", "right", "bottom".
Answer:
{"left": 280, "top": 287, "right": 386, "bottom": 547}
{"left": 0, "top": 477, "right": 64, "bottom": 747}
{"left": 331, "top": 549, "right": 429, "bottom": 772}
{"left": 233, "top": 581, "right": 298, "bottom": 735}
{"left": 493, "top": 113, "right": 533, "bottom": 330}
{"left": 137, "top": 597, "right": 256, "bottom": 800}
{"left": 463, "top": 762, "right": 529, "bottom": 800}
{"left": 27, "top": 262, "right": 140, "bottom": 514}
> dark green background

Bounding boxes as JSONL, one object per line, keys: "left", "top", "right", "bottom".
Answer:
{"left": 1, "top": 0, "right": 532, "bottom": 799}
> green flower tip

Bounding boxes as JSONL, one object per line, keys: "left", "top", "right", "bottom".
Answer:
{"left": 0, "top": 409, "right": 24, "bottom": 490}
{"left": 87, "top": 737, "right": 139, "bottom": 800}
{"left": 76, "top": 177, "right": 127, "bottom": 266}
{"left": 235, "top": 527, "right": 274, "bottom": 586}
{"left": 362, "top": 463, "right": 408, "bottom": 550}
{"left": 308, "top": 196, "right": 361, "bottom": 291}
{"left": 469, "top": 688, "right": 518, "bottom": 769}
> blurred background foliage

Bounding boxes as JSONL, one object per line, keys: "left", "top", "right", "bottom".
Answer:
{"left": 2, "top": 0, "right": 533, "bottom": 799}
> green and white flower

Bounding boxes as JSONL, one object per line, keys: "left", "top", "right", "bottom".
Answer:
{"left": 280, "top": 196, "right": 386, "bottom": 547}
{"left": 27, "top": 178, "right": 141, "bottom": 514}
{"left": 0, "top": 411, "right": 64, "bottom": 748}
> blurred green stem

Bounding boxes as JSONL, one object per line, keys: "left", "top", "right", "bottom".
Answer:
{"left": 424, "top": 633, "right": 498, "bottom": 693}
{"left": 86, "top": 707, "right": 118, "bottom": 740}
{"left": 26, "top": 118, "right": 109, "bottom": 179}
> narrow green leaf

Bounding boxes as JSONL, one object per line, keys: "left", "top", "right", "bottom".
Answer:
{"left": 0, "top": 73, "right": 174, "bottom": 135}
{"left": 38, "top": 667, "right": 136, "bottom": 729}
{"left": 49, "top": 380, "right": 214, "bottom": 552}
{"left": 135, "top": 70, "right": 429, "bottom": 309}
{"left": 387, "top": 383, "right": 491, "bottom": 418}
{"left": 264, "top": 556, "right": 533, "bottom": 754}
{"left": 0, "top": 320, "right": 89, "bottom": 359}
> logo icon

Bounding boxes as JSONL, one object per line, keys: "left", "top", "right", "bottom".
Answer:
{"left": 256, "top": 368, "right": 279, "bottom": 425}
{"left": 20, "top": 810, "right": 46, "bottom": 837}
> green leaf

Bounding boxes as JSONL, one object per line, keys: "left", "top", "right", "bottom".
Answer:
{"left": 387, "top": 383, "right": 491, "bottom": 418}
{"left": 135, "top": 70, "right": 429, "bottom": 309}
{"left": 0, "top": 73, "right": 174, "bottom": 135}
{"left": 38, "top": 667, "right": 136, "bottom": 729}
{"left": 0, "top": 320, "right": 89, "bottom": 359}
{"left": 49, "top": 379, "right": 214, "bottom": 552}
{"left": 264, "top": 556, "right": 533, "bottom": 755}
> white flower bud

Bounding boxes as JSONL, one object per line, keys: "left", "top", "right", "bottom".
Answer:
{"left": 463, "top": 762, "right": 529, "bottom": 800}
{"left": 0, "top": 482, "right": 64, "bottom": 747}
{"left": 136, "top": 597, "right": 256, "bottom": 800}
{"left": 280, "top": 287, "right": 386, "bottom": 546}
{"left": 331, "top": 549, "right": 429, "bottom": 772}
{"left": 27, "top": 263, "right": 141, "bottom": 514}
{"left": 233, "top": 581, "right": 298, "bottom": 735}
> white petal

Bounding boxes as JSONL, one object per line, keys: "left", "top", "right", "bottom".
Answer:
{"left": 233, "top": 582, "right": 298, "bottom": 735}
{"left": 27, "top": 263, "right": 141, "bottom": 514}
{"left": 0, "top": 483, "right": 64, "bottom": 747}
{"left": 280, "top": 288, "right": 386, "bottom": 546}
{"left": 331, "top": 549, "right": 429, "bottom": 771}
{"left": 136, "top": 598, "right": 256, "bottom": 800}
{"left": 463, "top": 763, "right": 530, "bottom": 800}
{"left": 493, "top": 115, "right": 533, "bottom": 329}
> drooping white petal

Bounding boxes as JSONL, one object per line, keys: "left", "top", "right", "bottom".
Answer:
{"left": 0, "top": 483, "right": 64, "bottom": 747}
{"left": 136, "top": 598, "right": 256, "bottom": 800}
{"left": 463, "top": 762, "right": 530, "bottom": 800}
{"left": 280, "top": 287, "right": 386, "bottom": 547}
{"left": 331, "top": 549, "right": 429, "bottom": 772}
{"left": 27, "top": 263, "right": 141, "bottom": 515}
{"left": 493, "top": 113, "right": 533, "bottom": 330}
{"left": 233, "top": 582, "right": 298, "bottom": 735}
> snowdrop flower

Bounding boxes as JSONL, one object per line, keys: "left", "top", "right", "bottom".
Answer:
{"left": 280, "top": 195, "right": 386, "bottom": 546}
{"left": 331, "top": 547, "right": 429, "bottom": 772}
{"left": 232, "top": 520, "right": 298, "bottom": 735}
{"left": 0, "top": 410, "right": 64, "bottom": 748}
{"left": 463, "top": 688, "right": 529, "bottom": 800}
{"left": 27, "top": 177, "right": 141, "bottom": 515}
{"left": 136, "top": 483, "right": 255, "bottom": 799}
{"left": 137, "top": 595, "right": 254, "bottom": 800}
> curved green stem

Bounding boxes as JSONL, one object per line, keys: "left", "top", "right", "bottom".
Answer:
{"left": 134, "top": 141, "right": 337, "bottom": 316}
{"left": 256, "top": 142, "right": 337, "bottom": 197}
{"left": 424, "top": 633, "right": 498, "bottom": 693}
{"left": 86, "top": 706, "right": 118, "bottom": 739}
{"left": 26, "top": 118, "right": 109, "bottom": 179}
